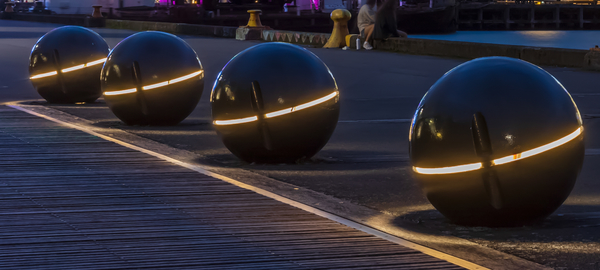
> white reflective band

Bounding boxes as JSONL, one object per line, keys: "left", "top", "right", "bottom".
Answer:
{"left": 142, "top": 81, "right": 169, "bottom": 90}
{"left": 413, "top": 162, "right": 483, "bottom": 175}
{"left": 103, "top": 88, "right": 136, "bottom": 96}
{"left": 413, "top": 127, "right": 582, "bottom": 175}
{"left": 170, "top": 71, "right": 203, "bottom": 84}
{"left": 61, "top": 64, "right": 85, "bottom": 73}
{"left": 30, "top": 71, "right": 58, "bottom": 79}
{"left": 104, "top": 70, "right": 204, "bottom": 96}
{"left": 294, "top": 92, "right": 338, "bottom": 111}
{"left": 214, "top": 116, "right": 258, "bottom": 125}
{"left": 265, "top": 108, "right": 293, "bottom": 118}
{"left": 85, "top": 58, "right": 107, "bottom": 67}
{"left": 214, "top": 91, "right": 339, "bottom": 125}
{"left": 492, "top": 127, "right": 582, "bottom": 165}
{"left": 30, "top": 58, "right": 107, "bottom": 79}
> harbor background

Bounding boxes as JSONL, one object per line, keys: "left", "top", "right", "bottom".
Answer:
{"left": 410, "top": 30, "right": 600, "bottom": 50}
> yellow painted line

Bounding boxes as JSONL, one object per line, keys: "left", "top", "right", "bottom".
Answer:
{"left": 8, "top": 104, "right": 488, "bottom": 270}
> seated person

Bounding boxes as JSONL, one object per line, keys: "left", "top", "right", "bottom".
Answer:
{"left": 373, "top": 0, "right": 407, "bottom": 42}
{"left": 357, "top": 0, "right": 377, "bottom": 50}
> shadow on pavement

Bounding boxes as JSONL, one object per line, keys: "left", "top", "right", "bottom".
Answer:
{"left": 92, "top": 119, "right": 213, "bottom": 129}
{"left": 0, "top": 31, "right": 48, "bottom": 38}
{"left": 0, "top": 31, "right": 134, "bottom": 39}
{"left": 397, "top": 205, "right": 600, "bottom": 269}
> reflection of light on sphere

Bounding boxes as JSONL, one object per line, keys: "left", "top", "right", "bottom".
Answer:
{"left": 101, "top": 31, "right": 204, "bottom": 125}
{"left": 211, "top": 43, "right": 340, "bottom": 163}
{"left": 409, "top": 57, "right": 584, "bottom": 226}
{"left": 29, "top": 26, "right": 109, "bottom": 103}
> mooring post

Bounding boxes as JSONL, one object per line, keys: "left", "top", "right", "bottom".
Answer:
{"left": 4, "top": 1, "right": 14, "bottom": 12}
{"left": 323, "top": 9, "right": 351, "bottom": 48}
{"left": 235, "top": 9, "right": 271, "bottom": 41}
{"left": 92, "top": 5, "right": 102, "bottom": 18}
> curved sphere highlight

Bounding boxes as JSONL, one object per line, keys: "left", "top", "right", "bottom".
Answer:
{"left": 29, "top": 26, "right": 110, "bottom": 103}
{"left": 211, "top": 43, "right": 340, "bottom": 163}
{"left": 410, "top": 57, "right": 584, "bottom": 226}
{"left": 101, "top": 31, "right": 204, "bottom": 125}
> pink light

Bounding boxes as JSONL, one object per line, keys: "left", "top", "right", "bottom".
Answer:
{"left": 313, "top": 0, "right": 319, "bottom": 10}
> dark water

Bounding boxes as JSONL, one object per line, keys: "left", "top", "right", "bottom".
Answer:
{"left": 409, "top": 30, "right": 600, "bottom": 50}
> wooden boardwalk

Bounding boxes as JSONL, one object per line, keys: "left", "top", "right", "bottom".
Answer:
{"left": 0, "top": 106, "right": 465, "bottom": 270}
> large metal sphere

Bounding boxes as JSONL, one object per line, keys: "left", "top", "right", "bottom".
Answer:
{"left": 101, "top": 31, "right": 204, "bottom": 125}
{"left": 410, "top": 57, "right": 584, "bottom": 226}
{"left": 29, "top": 26, "right": 109, "bottom": 103}
{"left": 211, "top": 43, "right": 340, "bottom": 163}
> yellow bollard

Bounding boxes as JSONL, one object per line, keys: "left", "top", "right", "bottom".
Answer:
{"left": 236, "top": 9, "right": 270, "bottom": 40}
{"left": 4, "top": 1, "right": 14, "bottom": 13}
{"left": 323, "top": 9, "right": 351, "bottom": 49}
{"left": 92, "top": 5, "right": 103, "bottom": 18}
{"left": 246, "top": 9, "right": 263, "bottom": 27}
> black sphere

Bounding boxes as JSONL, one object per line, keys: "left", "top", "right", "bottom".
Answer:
{"left": 211, "top": 43, "right": 340, "bottom": 163}
{"left": 101, "top": 31, "right": 204, "bottom": 125}
{"left": 29, "top": 26, "right": 110, "bottom": 103}
{"left": 410, "top": 57, "right": 584, "bottom": 226}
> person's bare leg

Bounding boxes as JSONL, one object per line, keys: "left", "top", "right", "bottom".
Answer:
{"left": 365, "top": 24, "right": 375, "bottom": 43}
{"left": 397, "top": 30, "right": 408, "bottom": 38}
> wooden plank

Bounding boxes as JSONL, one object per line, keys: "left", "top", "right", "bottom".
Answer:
{"left": 0, "top": 106, "right": 465, "bottom": 269}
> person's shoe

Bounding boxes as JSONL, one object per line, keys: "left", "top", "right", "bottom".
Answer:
{"left": 363, "top": 41, "right": 373, "bottom": 50}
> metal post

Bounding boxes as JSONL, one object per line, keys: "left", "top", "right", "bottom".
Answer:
{"left": 504, "top": 6, "right": 510, "bottom": 30}
{"left": 530, "top": 6, "right": 535, "bottom": 29}
{"left": 132, "top": 61, "right": 149, "bottom": 116}
{"left": 52, "top": 49, "right": 67, "bottom": 95}
{"left": 478, "top": 8, "right": 483, "bottom": 30}
{"left": 579, "top": 6, "right": 583, "bottom": 29}
{"left": 554, "top": 6, "right": 560, "bottom": 29}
